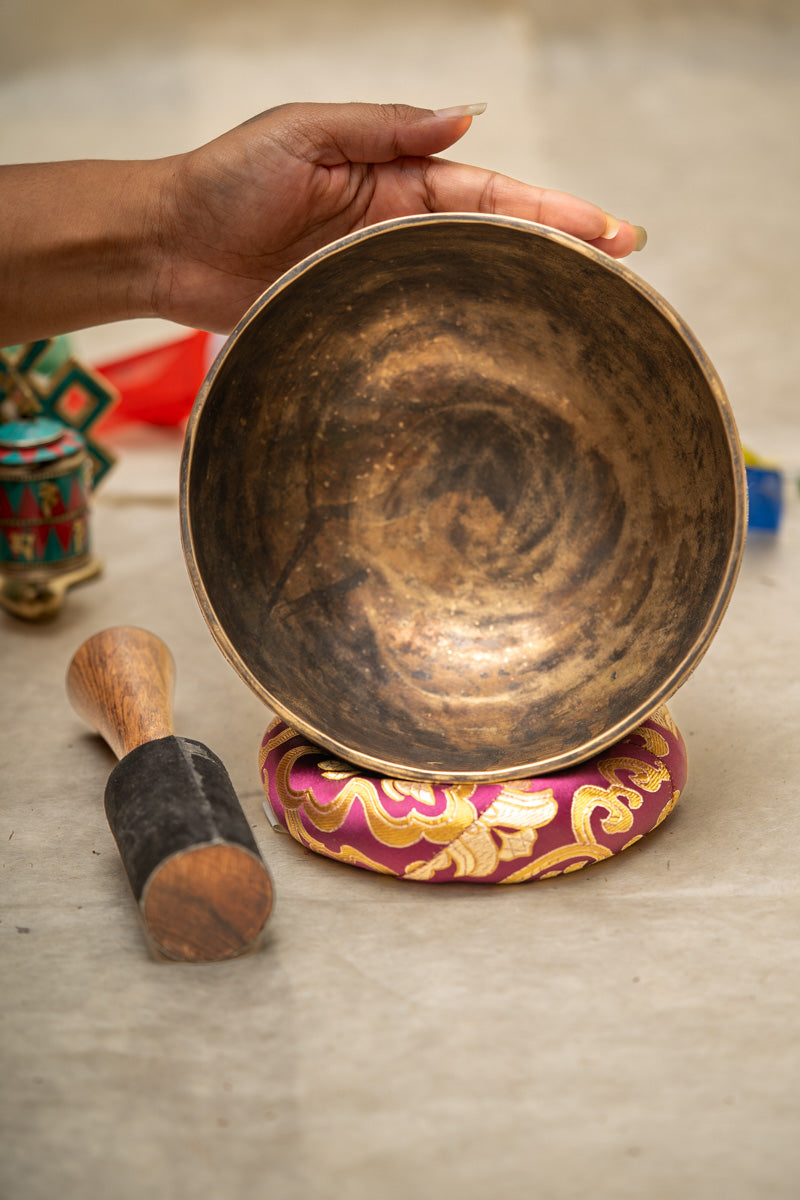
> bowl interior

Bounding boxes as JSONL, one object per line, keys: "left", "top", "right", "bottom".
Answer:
{"left": 181, "top": 216, "right": 745, "bottom": 780}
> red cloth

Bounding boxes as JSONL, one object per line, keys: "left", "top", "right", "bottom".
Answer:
{"left": 94, "top": 330, "right": 210, "bottom": 429}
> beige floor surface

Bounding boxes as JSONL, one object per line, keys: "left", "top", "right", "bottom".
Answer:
{"left": 2, "top": 2, "right": 799, "bottom": 1198}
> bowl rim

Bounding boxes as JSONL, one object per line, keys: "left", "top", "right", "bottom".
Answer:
{"left": 180, "top": 212, "right": 748, "bottom": 782}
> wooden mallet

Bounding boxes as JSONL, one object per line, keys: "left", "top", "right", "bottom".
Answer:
{"left": 67, "top": 626, "right": 274, "bottom": 963}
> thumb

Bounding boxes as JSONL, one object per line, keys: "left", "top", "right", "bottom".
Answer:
{"left": 283, "top": 101, "right": 487, "bottom": 165}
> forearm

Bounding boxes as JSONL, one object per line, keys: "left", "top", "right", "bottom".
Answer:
{"left": 0, "top": 159, "right": 171, "bottom": 345}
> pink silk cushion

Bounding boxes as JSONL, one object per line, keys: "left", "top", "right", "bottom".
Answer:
{"left": 259, "top": 706, "right": 687, "bottom": 883}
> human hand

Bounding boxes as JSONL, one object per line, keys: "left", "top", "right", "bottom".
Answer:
{"left": 155, "top": 102, "right": 645, "bottom": 334}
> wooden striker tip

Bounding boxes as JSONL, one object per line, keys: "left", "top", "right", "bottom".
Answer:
{"left": 143, "top": 843, "right": 274, "bottom": 963}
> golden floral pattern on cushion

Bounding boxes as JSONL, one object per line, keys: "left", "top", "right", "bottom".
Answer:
{"left": 259, "top": 708, "right": 688, "bottom": 884}
{"left": 269, "top": 740, "right": 480, "bottom": 848}
{"left": 403, "top": 785, "right": 558, "bottom": 880}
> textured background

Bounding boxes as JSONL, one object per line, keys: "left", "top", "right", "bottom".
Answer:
{"left": 2, "top": 3, "right": 799, "bottom": 1197}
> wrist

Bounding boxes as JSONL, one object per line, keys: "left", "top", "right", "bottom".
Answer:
{"left": 0, "top": 158, "right": 169, "bottom": 344}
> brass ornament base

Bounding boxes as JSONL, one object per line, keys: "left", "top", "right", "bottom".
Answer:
{"left": 0, "top": 553, "right": 103, "bottom": 620}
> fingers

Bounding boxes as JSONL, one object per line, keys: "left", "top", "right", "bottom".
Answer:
{"left": 418, "top": 158, "right": 645, "bottom": 257}
{"left": 237, "top": 102, "right": 646, "bottom": 258}
{"left": 263, "top": 101, "right": 485, "bottom": 166}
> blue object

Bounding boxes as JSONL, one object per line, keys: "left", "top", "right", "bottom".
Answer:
{"left": 746, "top": 464, "right": 783, "bottom": 531}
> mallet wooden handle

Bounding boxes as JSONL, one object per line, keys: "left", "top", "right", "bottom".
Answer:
{"left": 67, "top": 626, "right": 274, "bottom": 963}
{"left": 66, "top": 625, "right": 176, "bottom": 760}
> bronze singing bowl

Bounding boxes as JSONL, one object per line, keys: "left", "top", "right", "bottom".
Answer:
{"left": 181, "top": 214, "right": 746, "bottom": 782}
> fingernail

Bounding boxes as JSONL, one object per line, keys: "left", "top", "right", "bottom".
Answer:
{"left": 433, "top": 102, "right": 488, "bottom": 118}
{"left": 603, "top": 214, "right": 648, "bottom": 251}
{"left": 602, "top": 212, "right": 622, "bottom": 240}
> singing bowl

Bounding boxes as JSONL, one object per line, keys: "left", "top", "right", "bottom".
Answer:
{"left": 180, "top": 214, "right": 746, "bottom": 782}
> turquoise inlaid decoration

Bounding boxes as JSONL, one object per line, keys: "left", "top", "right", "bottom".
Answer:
{"left": 4, "top": 335, "right": 73, "bottom": 377}
{"left": 0, "top": 341, "right": 109, "bottom": 618}
{"left": 0, "top": 340, "right": 118, "bottom": 485}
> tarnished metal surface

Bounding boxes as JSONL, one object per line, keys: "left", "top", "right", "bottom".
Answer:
{"left": 180, "top": 214, "right": 746, "bottom": 781}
